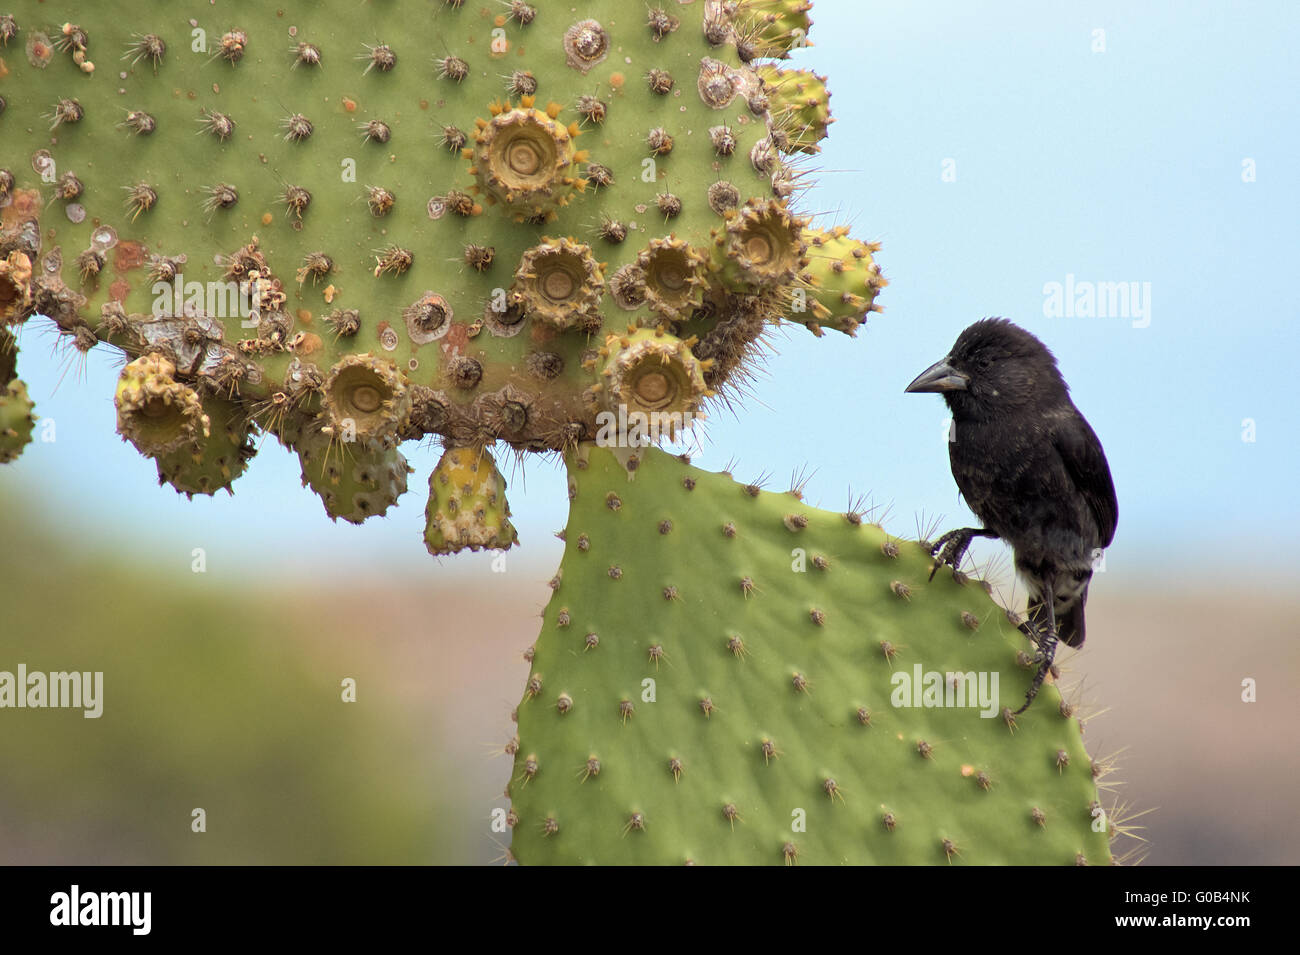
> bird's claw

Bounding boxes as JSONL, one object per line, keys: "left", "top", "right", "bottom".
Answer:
{"left": 1014, "top": 622, "right": 1059, "bottom": 715}
{"left": 927, "top": 527, "right": 978, "bottom": 582}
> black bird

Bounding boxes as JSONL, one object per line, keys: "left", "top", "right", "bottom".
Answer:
{"left": 905, "top": 318, "right": 1117, "bottom": 713}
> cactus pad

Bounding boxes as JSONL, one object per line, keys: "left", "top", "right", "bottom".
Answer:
{"left": 508, "top": 445, "right": 1112, "bottom": 864}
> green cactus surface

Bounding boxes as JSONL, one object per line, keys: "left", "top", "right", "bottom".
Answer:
{"left": 508, "top": 444, "right": 1112, "bottom": 864}
{"left": 0, "top": 0, "right": 884, "bottom": 552}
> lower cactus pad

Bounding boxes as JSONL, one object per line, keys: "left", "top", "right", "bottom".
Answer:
{"left": 509, "top": 445, "right": 1111, "bottom": 864}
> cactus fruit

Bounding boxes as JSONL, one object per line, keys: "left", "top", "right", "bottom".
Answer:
{"left": 510, "top": 236, "right": 604, "bottom": 332}
{"left": 711, "top": 197, "right": 809, "bottom": 290}
{"left": 424, "top": 445, "right": 519, "bottom": 556}
{"left": 153, "top": 396, "right": 254, "bottom": 499}
{"left": 319, "top": 353, "right": 411, "bottom": 447}
{"left": 295, "top": 422, "right": 412, "bottom": 526}
{"left": 757, "top": 66, "right": 832, "bottom": 155}
{"left": 735, "top": 0, "right": 815, "bottom": 60}
{"left": 0, "top": 0, "right": 883, "bottom": 553}
{"left": 472, "top": 102, "right": 586, "bottom": 222}
{"left": 798, "top": 225, "right": 888, "bottom": 336}
{"left": 508, "top": 445, "right": 1112, "bottom": 864}
{"left": 635, "top": 237, "right": 710, "bottom": 322}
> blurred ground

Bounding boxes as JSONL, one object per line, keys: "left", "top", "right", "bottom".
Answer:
{"left": 1071, "top": 585, "right": 1300, "bottom": 865}
{"left": 1, "top": 496, "right": 1295, "bottom": 865}
{"left": 0, "top": 502, "right": 471, "bottom": 864}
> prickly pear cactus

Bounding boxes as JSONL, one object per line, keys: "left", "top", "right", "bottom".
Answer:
{"left": 2, "top": 1, "right": 1118, "bottom": 865}
{"left": 508, "top": 445, "right": 1112, "bottom": 865}
{"left": 0, "top": 0, "right": 881, "bottom": 544}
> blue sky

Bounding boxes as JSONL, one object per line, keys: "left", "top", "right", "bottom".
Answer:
{"left": 5, "top": 0, "right": 1297, "bottom": 584}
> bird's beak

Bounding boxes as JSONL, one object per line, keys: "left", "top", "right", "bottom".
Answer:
{"left": 905, "top": 357, "right": 970, "bottom": 394}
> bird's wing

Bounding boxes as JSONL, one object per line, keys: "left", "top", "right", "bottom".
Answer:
{"left": 1051, "top": 410, "right": 1118, "bottom": 548}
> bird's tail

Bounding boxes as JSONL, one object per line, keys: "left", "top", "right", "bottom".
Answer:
{"left": 1058, "top": 601, "right": 1086, "bottom": 648}
{"left": 1026, "top": 580, "right": 1089, "bottom": 648}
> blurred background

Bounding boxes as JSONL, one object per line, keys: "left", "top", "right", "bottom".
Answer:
{"left": 2, "top": 0, "right": 1297, "bottom": 864}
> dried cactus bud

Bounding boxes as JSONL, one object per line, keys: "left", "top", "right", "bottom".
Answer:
{"left": 321, "top": 354, "right": 412, "bottom": 446}
{"left": 114, "top": 353, "right": 209, "bottom": 456}
{"left": 510, "top": 237, "right": 604, "bottom": 331}
{"left": 598, "top": 329, "right": 709, "bottom": 423}
{"left": 471, "top": 102, "right": 585, "bottom": 222}
{"left": 635, "top": 237, "right": 709, "bottom": 321}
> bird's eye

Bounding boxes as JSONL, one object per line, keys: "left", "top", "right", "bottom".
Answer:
{"left": 978, "top": 356, "right": 993, "bottom": 369}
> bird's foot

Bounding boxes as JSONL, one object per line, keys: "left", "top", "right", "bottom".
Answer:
{"left": 1014, "top": 625, "right": 1059, "bottom": 714}
{"left": 927, "top": 527, "right": 984, "bottom": 582}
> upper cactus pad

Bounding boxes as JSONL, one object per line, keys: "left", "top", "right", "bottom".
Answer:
{"left": 0, "top": 0, "right": 883, "bottom": 550}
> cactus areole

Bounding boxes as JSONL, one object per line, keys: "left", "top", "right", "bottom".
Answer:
{"left": 0, "top": 0, "right": 884, "bottom": 552}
